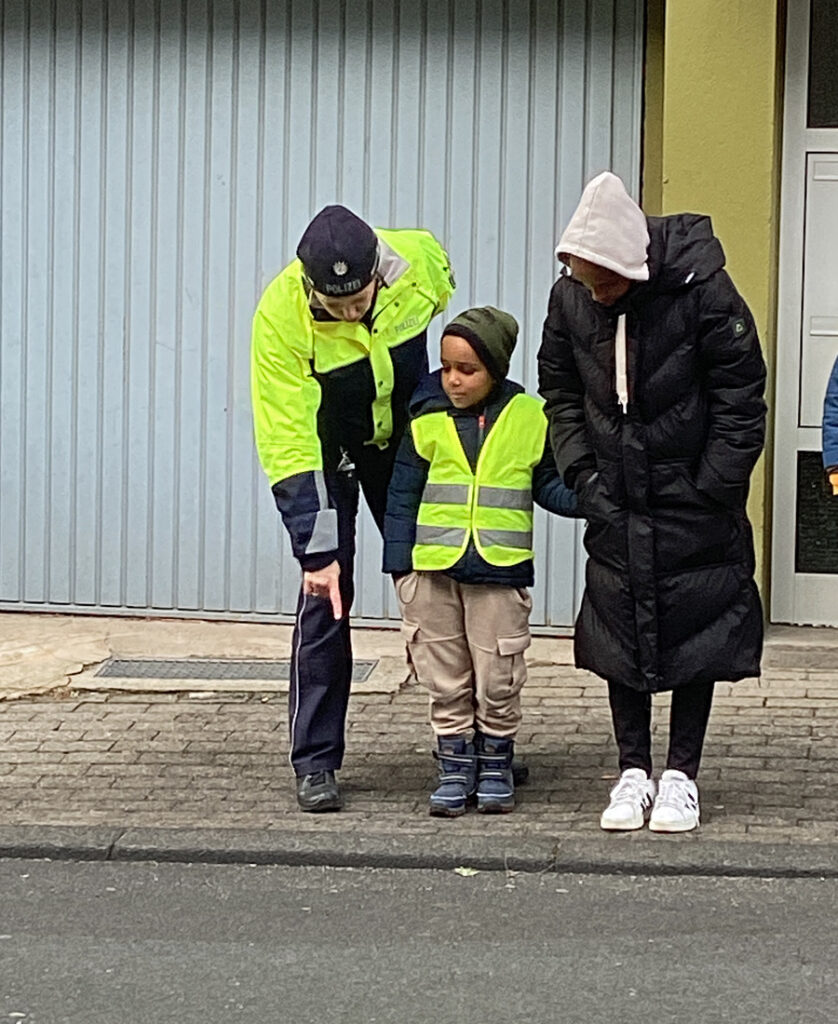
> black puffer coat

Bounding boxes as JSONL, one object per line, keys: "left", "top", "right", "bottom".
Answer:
{"left": 538, "top": 214, "right": 767, "bottom": 692}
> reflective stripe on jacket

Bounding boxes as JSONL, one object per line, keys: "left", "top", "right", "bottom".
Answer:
{"left": 410, "top": 394, "right": 547, "bottom": 569}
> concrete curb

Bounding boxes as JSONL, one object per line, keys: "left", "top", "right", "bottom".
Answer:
{"left": 1, "top": 825, "right": 837, "bottom": 879}
{"left": 0, "top": 826, "right": 124, "bottom": 862}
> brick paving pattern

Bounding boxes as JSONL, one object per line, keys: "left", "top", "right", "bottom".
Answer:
{"left": 3, "top": 658, "right": 838, "bottom": 846}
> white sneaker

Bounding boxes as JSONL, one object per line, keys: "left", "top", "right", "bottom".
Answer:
{"left": 600, "top": 768, "right": 657, "bottom": 831}
{"left": 649, "top": 769, "right": 700, "bottom": 832}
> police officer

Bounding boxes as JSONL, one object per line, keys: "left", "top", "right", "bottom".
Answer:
{"left": 251, "top": 205, "right": 454, "bottom": 811}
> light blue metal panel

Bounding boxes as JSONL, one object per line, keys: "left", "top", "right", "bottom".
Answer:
{"left": 335, "top": 3, "right": 371, "bottom": 217}
{"left": 229, "top": 0, "right": 267, "bottom": 614}
{"left": 612, "top": 0, "right": 646, "bottom": 181}
{"left": 124, "top": 0, "right": 155, "bottom": 609}
{"left": 174, "top": 0, "right": 210, "bottom": 611}
{"left": 446, "top": 1, "right": 479, "bottom": 308}
{"left": 149, "top": 0, "right": 182, "bottom": 610}
{"left": 391, "top": 1, "right": 425, "bottom": 222}
{"left": 254, "top": 0, "right": 289, "bottom": 616}
{"left": 524, "top": 0, "right": 565, "bottom": 626}
{"left": 23, "top": 1, "right": 51, "bottom": 605}
{"left": 556, "top": 2, "right": 587, "bottom": 217}
{"left": 98, "top": 1, "right": 131, "bottom": 608}
{"left": 0, "top": 0, "right": 643, "bottom": 628}
{"left": 0, "top": 0, "right": 26, "bottom": 603}
{"left": 312, "top": 0, "right": 343, "bottom": 211}
{"left": 418, "top": 1, "right": 451, "bottom": 230}
{"left": 585, "top": 1, "right": 617, "bottom": 172}
{"left": 496, "top": 8, "right": 533, "bottom": 390}
{"left": 72, "top": 0, "right": 107, "bottom": 606}
{"left": 47, "top": 1, "right": 78, "bottom": 606}
{"left": 471, "top": 0, "right": 505, "bottom": 309}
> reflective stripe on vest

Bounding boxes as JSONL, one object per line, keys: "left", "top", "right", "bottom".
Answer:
{"left": 421, "top": 483, "right": 471, "bottom": 505}
{"left": 478, "top": 485, "right": 532, "bottom": 510}
{"left": 410, "top": 393, "right": 547, "bottom": 570}
{"left": 414, "top": 524, "right": 468, "bottom": 547}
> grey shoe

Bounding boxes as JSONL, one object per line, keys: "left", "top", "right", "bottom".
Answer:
{"left": 296, "top": 770, "right": 342, "bottom": 812}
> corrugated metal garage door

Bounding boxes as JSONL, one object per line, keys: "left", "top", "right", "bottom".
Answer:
{"left": 0, "top": 0, "right": 643, "bottom": 626}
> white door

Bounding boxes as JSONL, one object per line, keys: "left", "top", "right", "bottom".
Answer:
{"left": 772, "top": 0, "right": 838, "bottom": 625}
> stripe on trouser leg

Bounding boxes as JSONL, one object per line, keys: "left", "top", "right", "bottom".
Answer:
{"left": 288, "top": 591, "right": 310, "bottom": 770}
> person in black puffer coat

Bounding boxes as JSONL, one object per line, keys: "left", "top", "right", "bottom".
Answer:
{"left": 537, "top": 172, "right": 767, "bottom": 834}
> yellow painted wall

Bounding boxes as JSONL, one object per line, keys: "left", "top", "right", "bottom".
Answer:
{"left": 646, "top": 1, "right": 784, "bottom": 594}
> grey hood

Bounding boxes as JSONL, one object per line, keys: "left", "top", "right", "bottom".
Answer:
{"left": 556, "top": 171, "right": 650, "bottom": 281}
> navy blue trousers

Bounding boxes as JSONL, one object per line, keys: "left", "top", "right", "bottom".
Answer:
{"left": 288, "top": 443, "right": 396, "bottom": 776}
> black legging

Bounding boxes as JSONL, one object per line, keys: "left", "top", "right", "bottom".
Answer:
{"left": 607, "top": 679, "right": 715, "bottom": 780}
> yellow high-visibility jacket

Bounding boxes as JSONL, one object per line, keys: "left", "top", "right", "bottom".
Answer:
{"left": 251, "top": 227, "right": 453, "bottom": 568}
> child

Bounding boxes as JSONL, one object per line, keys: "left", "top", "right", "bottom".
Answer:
{"left": 383, "top": 306, "right": 578, "bottom": 816}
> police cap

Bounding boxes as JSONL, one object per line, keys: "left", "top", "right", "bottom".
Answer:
{"left": 297, "top": 205, "right": 379, "bottom": 296}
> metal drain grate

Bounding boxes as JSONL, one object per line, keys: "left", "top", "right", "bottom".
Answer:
{"left": 95, "top": 658, "right": 378, "bottom": 682}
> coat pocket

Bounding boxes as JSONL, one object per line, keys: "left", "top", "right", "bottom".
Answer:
{"left": 487, "top": 631, "right": 531, "bottom": 708}
{"left": 578, "top": 463, "right": 623, "bottom": 523}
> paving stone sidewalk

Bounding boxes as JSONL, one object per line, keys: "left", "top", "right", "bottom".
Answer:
{"left": 1, "top": 613, "right": 838, "bottom": 873}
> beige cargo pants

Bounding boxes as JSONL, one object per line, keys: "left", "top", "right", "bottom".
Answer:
{"left": 396, "top": 571, "right": 532, "bottom": 737}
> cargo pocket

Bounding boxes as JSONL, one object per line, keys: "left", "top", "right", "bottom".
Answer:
{"left": 480, "top": 631, "right": 530, "bottom": 734}
{"left": 497, "top": 632, "right": 531, "bottom": 659}
{"left": 493, "top": 631, "right": 531, "bottom": 698}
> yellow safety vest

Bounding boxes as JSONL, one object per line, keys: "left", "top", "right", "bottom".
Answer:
{"left": 411, "top": 394, "right": 547, "bottom": 569}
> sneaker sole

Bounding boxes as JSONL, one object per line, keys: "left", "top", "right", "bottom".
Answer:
{"left": 600, "top": 816, "right": 645, "bottom": 831}
{"left": 429, "top": 804, "right": 467, "bottom": 818}
{"left": 649, "top": 818, "right": 699, "bottom": 833}
{"left": 477, "top": 800, "right": 515, "bottom": 814}
{"left": 600, "top": 803, "right": 652, "bottom": 830}
{"left": 298, "top": 799, "right": 342, "bottom": 813}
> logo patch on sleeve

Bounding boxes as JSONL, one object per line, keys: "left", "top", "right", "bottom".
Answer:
{"left": 733, "top": 318, "right": 746, "bottom": 336}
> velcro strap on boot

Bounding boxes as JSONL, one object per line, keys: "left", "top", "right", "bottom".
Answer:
{"left": 433, "top": 750, "right": 475, "bottom": 767}
{"left": 477, "top": 752, "right": 512, "bottom": 767}
{"left": 433, "top": 748, "right": 475, "bottom": 785}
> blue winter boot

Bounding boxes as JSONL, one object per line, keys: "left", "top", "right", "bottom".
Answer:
{"left": 430, "top": 735, "right": 478, "bottom": 817}
{"left": 476, "top": 734, "right": 516, "bottom": 813}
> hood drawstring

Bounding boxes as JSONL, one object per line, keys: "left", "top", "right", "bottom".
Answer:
{"left": 615, "top": 314, "right": 628, "bottom": 414}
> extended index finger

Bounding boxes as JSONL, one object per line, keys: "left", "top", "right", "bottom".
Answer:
{"left": 328, "top": 577, "right": 343, "bottom": 620}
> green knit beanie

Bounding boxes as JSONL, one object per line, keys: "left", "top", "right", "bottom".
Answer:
{"left": 442, "top": 306, "right": 519, "bottom": 380}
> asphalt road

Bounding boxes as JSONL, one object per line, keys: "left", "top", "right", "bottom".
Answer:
{"left": 0, "top": 858, "right": 835, "bottom": 1024}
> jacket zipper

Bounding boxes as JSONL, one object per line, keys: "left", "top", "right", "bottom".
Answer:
{"left": 471, "top": 413, "right": 487, "bottom": 524}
